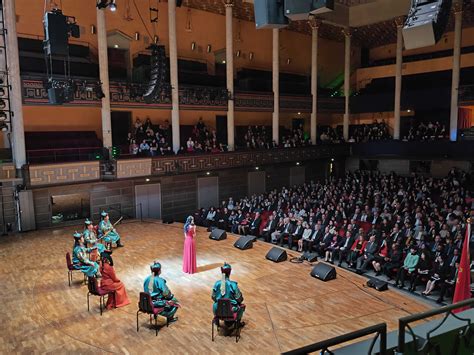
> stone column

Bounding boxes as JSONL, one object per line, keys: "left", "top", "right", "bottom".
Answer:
{"left": 394, "top": 17, "right": 404, "bottom": 140}
{"left": 225, "top": 0, "right": 235, "bottom": 151}
{"left": 450, "top": 2, "right": 463, "bottom": 142}
{"left": 272, "top": 29, "right": 279, "bottom": 145}
{"left": 96, "top": 8, "right": 112, "bottom": 149}
{"left": 4, "top": 0, "right": 26, "bottom": 169}
{"left": 343, "top": 28, "right": 351, "bottom": 141}
{"left": 168, "top": 0, "right": 180, "bottom": 152}
{"left": 309, "top": 17, "right": 320, "bottom": 145}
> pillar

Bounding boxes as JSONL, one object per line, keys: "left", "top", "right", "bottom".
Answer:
{"left": 96, "top": 8, "right": 112, "bottom": 149}
{"left": 225, "top": 0, "right": 235, "bottom": 151}
{"left": 4, "top": 0, "right": 26, "bottom": 169}
{"left": 168, "top": 0, "right": 180, "bottom": 152}
{"left": 394, "top": 18, "right": 403, "bottom": 140}
{"left": 272, "top": 29, "right": 279, "bottom": 145}
{"left": 450, "top": 2, "right": 463, "bottom": 142}
{"left": 343, "top": 28, "right": 351, "bottom": 141}
{"left": 309, "top": 17, "right": 320, "bottom": 145}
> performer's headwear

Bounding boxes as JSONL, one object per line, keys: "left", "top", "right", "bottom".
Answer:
{"left": 221, "top": 262, "right": 232, "bottom": 276}
{"left": 184, "top": 215, "right": 194, "bottom": 233}
{"left": 85, "top": 219, "right": 93, "bottom": 226}
{"left": 101, "top": 211, "right": 108, "bottom": 218}
{"left": 150, "top": 261, "right": 161, "bottom": 273}
{"left": 73, "top": 231, "right": 82, "bottom": 240}
{"left": 101, "top": 250, "right": 113, "bottom": 266}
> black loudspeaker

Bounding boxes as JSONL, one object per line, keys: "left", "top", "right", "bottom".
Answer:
{"left": 303, "top": 251, "right": 318, "bottom": 262}
{"left": 310, "top": 263, "right": 337, "bottom": 281}
{"left": 367, "top": 279, "right": 388, "bottom": 292}
{"left": 47, "top": 87, "right": 64, "bottom": 105}
{"left": 284, "top": 0, "right": 334, "bottom": 20}
{"left": 209, "top": 228, "right": 227, "bottom": 241}
{"left": 234, "top": 236, "right": 254, "bottom": 250}
{"left": 43, "top": 11, "right": 69, "bottom": 56}
{"left": 402, "top": 0, "right": 451, "bottom": 50}
{"left": 265, "top": 247, "right": 287, "bottom": 262}
{"left": 176, "top": 0, "right": 183, "bottom": 7}
{"left": 254, "top": 0, "right": 289, "bottom": 29}
{"left": 143, "top": 45, "right": 168, "bottom": 104}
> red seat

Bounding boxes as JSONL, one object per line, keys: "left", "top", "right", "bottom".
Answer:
{"left": 87, "top": 277, "right": 116, "bottom": 315}
{"left": 66, "top": 252, "right": 86, "bottom": 287}
{"left": 136, "top": 292, "right": 167, "bottom": 336}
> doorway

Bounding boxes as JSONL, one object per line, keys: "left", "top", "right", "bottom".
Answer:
{"left": 197, "top": 176, "right": 219, "bottom": 209}
{"left": 135, "top": 183, "right": 162, "bottom": 219}
{"left": 216, "top": 115, "right": 228, "bottom": 145}
{"left": 112, "top": 111, "right": 132, "bottom": 148}
{"left": 248, "top": 171, "right": 266, "bottom": 196}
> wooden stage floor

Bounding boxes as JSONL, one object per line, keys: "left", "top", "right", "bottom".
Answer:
{"left": 0, "top": 220, "right": 432, "bottom": 354}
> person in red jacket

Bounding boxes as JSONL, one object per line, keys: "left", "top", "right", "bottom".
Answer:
{"left": 348, "top": 234, "right": 367, "bottom": 268}
{"left": 100, "top": 251, "right": 131, "bottom": 309}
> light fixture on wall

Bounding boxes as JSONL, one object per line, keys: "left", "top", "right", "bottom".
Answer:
{"left": 185, "top": 8, "right": 193, "bottom": 32}
{"left": 90, "top": 25, "right": 96, "bottom": 34}
{"left": 286, "top": 58, "right": 291, "bottom": 65}
{"left": 153, "top": 35, "right": 159, "bottom": 44}
{"left": 207, "top": 44, "right": 212, "bottom": 53}
{"left": 191, "top": 42, "right": 196, "bottom": 51}
{"left": 134, "top": 32, "right": 140, "bottom": 41}
{"left": 236, "top": 50, "right": 241, "bottom": 58}
{"left": 249, "top": 52, "right": 254, "bottom": 61}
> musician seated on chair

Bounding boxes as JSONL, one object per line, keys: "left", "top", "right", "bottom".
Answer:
{"left": 72, "top": 232, "right": 101, "bottom": 278}
{"left": 83, "top": 219, "right": 105, "bottom": 260}
{"left": 211, "top": 263, "right": 245, "bottom": 326}
{"left": 99, "top": 211, "right": 124, "bottom": 248}
{"left": 143, "top": 261, "right": 179, "bottom": 324}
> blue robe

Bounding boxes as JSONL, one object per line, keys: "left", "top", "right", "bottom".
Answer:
{"left": 83, "top": 229, "right": 105, "bottom": 253}
{"left": 143, "top": 275, "right": 179, "bottom": 318}
{"left": 99, "top": 220, "right": 120, "bottom": 244}
{"left": 212, "top": 279, "right": 245, "bottom": 321}
{"left": 72, "top": 245, "right": 99, "bottom": 277}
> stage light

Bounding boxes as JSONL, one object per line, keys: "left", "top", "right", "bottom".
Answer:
{"left": 255, "top": 166, "right": 259, "bottom": 170}
{"left": 145, "top": 178, "right": 150, "bottom": 182}
{"left": 206, "top": 171, "right": 210, "bottom": 175}
{"left": 296, "top": 162, "right": 300, "bottom": 166}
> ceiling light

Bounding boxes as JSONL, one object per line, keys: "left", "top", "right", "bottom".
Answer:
{"left": 114, "top": 44, "right": 119, "bottom": 48}
{"left": 222, "top": 60, "right": 226, "bottom": 64}
{"left": 109, "top": 0, "right": 117, "bottom": 11}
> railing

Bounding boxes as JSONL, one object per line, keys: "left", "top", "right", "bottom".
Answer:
{"left": 460, "top": 84, "right": 474, "bottom": 103}
{"left": 282, "top": 323, "right": 387, "bottom": 355}
{"left": 26, "top": 146, "right": 106, "bottom": 164}
{"left": 398, "top": 298, "right": 474, "bottom": 354}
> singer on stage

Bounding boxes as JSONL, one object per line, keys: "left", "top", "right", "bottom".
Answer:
{"left": 182, "top": 216, "right": 197, "bottom": 274}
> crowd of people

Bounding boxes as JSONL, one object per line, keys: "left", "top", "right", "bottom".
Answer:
{"left": 195, "top": 169, "right": 473, "bottom": 303}
{"left": 240, "top": 124, "right": 311, "bottom": 150}
{"left": 183, "top": 117, "right": 227, "bottom": 154}
{"left": 347, "top": 121, "right": 392, "bottom": 143}
{"left": 127, "top": 117, "right": 174, "bottom": 156}
{"left": 404, "top": 121, "right": 448, "bottom": 141}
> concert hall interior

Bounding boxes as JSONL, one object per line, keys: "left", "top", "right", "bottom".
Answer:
{"left": 0, "top": 0, "right": 474, "bottom": 354}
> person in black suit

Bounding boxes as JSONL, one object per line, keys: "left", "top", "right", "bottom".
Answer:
{"left": 248, "top": 212, "right": 262, "bottom": 237}
{"left": 382, "top": 243, "right": 403, "bottom": 280}
{"left": 261, "top": 215, "right": 277, "bottom": 242}
{"left": 356, "top": 235, "right": 378, "bottom": 273}
{"left": 288, "top": 219, "right": 304, "bottom": 249}
{"left": 336, "top": 230, "right": 355, "bottom": 266}
{"left": 278, "top": 219, "right": 296, "bottom": 247}
{"left": 230, "top": 210, "right": 244, "bottom": 234}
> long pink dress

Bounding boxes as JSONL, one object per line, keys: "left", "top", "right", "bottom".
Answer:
{"left": 183, "top": 225, "right": 197, "bottom": 274}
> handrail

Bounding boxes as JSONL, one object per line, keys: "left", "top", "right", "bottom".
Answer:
{"left": 397, "top": 298, "right": 474, "bottom": 353}
{"left": 27, "top": 146, "right": 103, "bottom": 153}
{"left": 282, "top": 323, "right": 387, "bottom": 355}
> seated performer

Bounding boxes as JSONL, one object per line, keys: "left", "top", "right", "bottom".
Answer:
{"left": 212, "top": 263, "right": 245, "bottom": 326}
{"left": 99, "top": 251, "right": 130, "bottom": 309}
{"left": 99, "top": 211, "right": 123, "bottom": 248}
{"left": 143, "top": 261, "right": 179, "bottom": 324}
{"left": 83, "top": 219, "right": 105, "bottom": 261}
{"left": 72, "top": 232, "right": 100, "bottom": 278}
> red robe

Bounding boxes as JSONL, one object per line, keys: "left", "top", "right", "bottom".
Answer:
{"left": 100, "top": 263, "right": 131, "bottom": 309}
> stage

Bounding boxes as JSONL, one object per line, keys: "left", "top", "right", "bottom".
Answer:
{"left": 0, "top": 220, "right": 432, "bottom": 354}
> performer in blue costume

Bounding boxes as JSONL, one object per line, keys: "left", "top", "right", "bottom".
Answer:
{"left": 72, "top": 232, "right": 101, "bottom": 278}
{"left": 212, "top": 263, "right": 245, "bottom": 325}
{"left": 83, "top": 219, "right": 105, "bottom": 255}
{"left": 99, "top": 211, "right": 123, "bottom": 247}
{"left": 143, "top": 261, "right": 180, "bottom": 323}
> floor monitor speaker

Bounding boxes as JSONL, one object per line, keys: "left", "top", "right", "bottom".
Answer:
{"left": 209, "top": 228, "right": 227, "bottom": 241}
{"left": 234, "top": 236, "right": 254, "bottom": 250}
{"left": 310, "top": 262, "right": 336, "bottom": 281}
{"left": 265, "top": 247, "right": 287, "bottom": 262}
{"left": 367, "top": 279, "right": 388, "bottom": 292}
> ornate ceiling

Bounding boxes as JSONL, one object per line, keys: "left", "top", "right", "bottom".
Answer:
{"left": 183, "top": 0, "right": 474, "bottom": 48}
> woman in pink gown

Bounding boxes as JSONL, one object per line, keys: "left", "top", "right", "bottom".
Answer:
{"left": 183, "top": 216, "right": 197, "bottom": 274}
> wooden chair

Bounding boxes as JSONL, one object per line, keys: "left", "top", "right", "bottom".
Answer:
{"left": 136, "top": 292, "right": 166, "bottom": 336}
{"left": 211, "top": 298, "right": 244, "bottom": 343}
{"left": 87, "top": 276, "right": 115, "bottom": 316}
{"left": 66, "top": 252, "right": 86, "bottom": 287}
